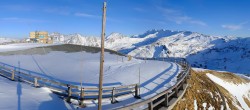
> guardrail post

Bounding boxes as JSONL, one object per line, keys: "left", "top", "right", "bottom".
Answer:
{"left": 184, "top": 77, "right": 187, "bottom": 83}
{"left": 174, "top": 87, "right": 178, "bottom": 98}
{"left": 79, "top": 87, "right": 86, "bottom": 107}
{"left": 180, "top": 81, "right": 184, "bottom": 90}
{"left": 66, "top": 84, "right": 72, "bottom": 103}
{"left": 148, "top": 102, "right": 153, "bottom": 110}
{"left": 11, "top": 70, "right": 15, "bottom": 81}
{"left": 164, "top": 93, "right": 169, "bottom": 107}
{"left": 134, "top": 84, "right": 141, "bottom": 99}
{"left": 128, "top": 55, "right": 132, "bottom": 61}
{"left": 111, "top": 87, "right": 117, "bottom": 103}
{"left": 34, "top": 77, "right": 39, "bottom": 87}
{"left": 187, "top": 69, "right": 191, "bottom": 79}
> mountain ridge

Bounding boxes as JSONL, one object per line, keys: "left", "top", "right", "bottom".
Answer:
{"left": 49, "top": 29, "right": 250, "bottom": 74}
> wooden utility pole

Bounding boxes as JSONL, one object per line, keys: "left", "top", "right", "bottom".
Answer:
{"left": 139, "top": 66, "right": 141, "bottom": 95}
{"left": 98, "top": 2, "right": 107, "bottom": 110}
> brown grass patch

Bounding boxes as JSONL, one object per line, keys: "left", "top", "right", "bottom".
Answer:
{"left": 243, "top": 96, "right": 250, "bottom": 108}
{"left": 172, "top": 69, "right": 240, "bottom": 110}
{"left": 206, "top": 70, "right": 249, "bottom": 84}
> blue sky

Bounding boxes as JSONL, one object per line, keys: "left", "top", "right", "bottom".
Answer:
{"left": 0, "top": 0, "right": 250, "bottom": 38}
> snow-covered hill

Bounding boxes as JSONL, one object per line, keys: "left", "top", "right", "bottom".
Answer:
{"left": 0, "top": 37, "right": 18, "bottom": 44}
{"left": 0, "top": 44, "right": 181, "bottom": 109}
{"left": 187, "top": 37, "right": 250, "bottom": 74}
{"left": 50, "top": 30, "right": 250, "bottom": 74}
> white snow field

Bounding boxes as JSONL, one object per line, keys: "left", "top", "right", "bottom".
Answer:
{"left": 0, "top": 76, "right": 73, "bottom": 110}
{"left": 0, "top": 43, "right": 181, "bottom": 109}
{"left": 0, "top": 43, "right": 54, "bottom": 52}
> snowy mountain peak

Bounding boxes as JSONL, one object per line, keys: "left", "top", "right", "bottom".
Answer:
{"left": 106, "top": 32, "right": 126, "bottom": 40}
{"left": 132, "top": 29, "right": 179, "bottom": 38}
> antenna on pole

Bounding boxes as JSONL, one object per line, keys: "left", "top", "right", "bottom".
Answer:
{"left": 98, "top": 1, "right": 107, "bottom": 110}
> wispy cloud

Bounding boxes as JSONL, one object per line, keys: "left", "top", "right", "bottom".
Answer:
{"left": 189, "top": 20, "right": 207, "bottom": 26}
{"left": 0, "top": 17, "right": 47, "bottom": 23}
{"left": 131, "top": 18, "right": 166, "bottom": 25}
{"left": 157, "top": 6, "right": 207, "bottom": 26}
{"left": 74, "top": 12, "right": 101, "bottom": 19}
{"left": 221, "top": 25, "right": 241, "bottom": 30}
{"left": 159, "top": 7, "right": 179, "bottom": 14}
{"left": 44, "top": 8, "right": 71, "bottom": 15}
{"left": 74, "top": 12, "right": 121, "bottom": 23}
{"left": 221, "top": 22, "right": 248, "bottom": 30}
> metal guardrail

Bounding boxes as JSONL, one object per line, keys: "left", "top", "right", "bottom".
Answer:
{"left": 0, "top": 62, "right": 139, "bottom": 107}
{"left": 117, "top": 57, "right": 191, "bottom": 110}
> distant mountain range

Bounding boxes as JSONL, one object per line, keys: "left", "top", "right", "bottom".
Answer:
{"left": 49, "top": 30, "right": 250, "bottom": 74}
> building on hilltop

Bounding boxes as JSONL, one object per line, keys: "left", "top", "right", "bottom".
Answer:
{"left": 29, "top": 31, "right": 53, "bottom": 44}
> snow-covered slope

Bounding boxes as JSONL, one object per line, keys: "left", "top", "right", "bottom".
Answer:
{"left": 52, "top": 30, "right": 250, "bottom": 74}
{"left": 105, "top": 33, "right": 143, "bottom": 51}
{"left": 0, "top": 44, "right": 181, "bottom": 109}
{"left": 0, "top": 43, "right": 54, "bottom": 52}
{"left": 187, "top": 37, "right": 250, "bottom": 74}
{"left": 0, "top": 76, "right": 69, "bottom": 110}
{"left": 0, "top": 37, "right": 18, "bottom": 44}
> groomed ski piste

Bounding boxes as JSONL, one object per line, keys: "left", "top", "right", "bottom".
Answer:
{"left": 0, "top": 43, "right": 182, "bottom": 110}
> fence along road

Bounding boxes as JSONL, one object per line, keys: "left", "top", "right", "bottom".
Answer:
{"left": 0, "top": 57, "right": 190, "bottom": 109}
{"left": 117, "top": 57, "right": 191, "bottom": 110}
{"left": 0, "top": 61, "right": 139, "bottom": 107}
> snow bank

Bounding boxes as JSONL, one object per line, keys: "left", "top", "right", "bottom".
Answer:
{"left": 0, "top": 77, "right": 69, "bottom": 110}
{"left": 194, "top": 99, "right": 198, "bottom": 110}
{"left": 0, "top": 43, "right": 55, "bottom": 52}
{"left": 0, "top": 38, "right": 18, "bottom": 44}
{"left": 192, "top": 67, "right": 209, "bottom": 72}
